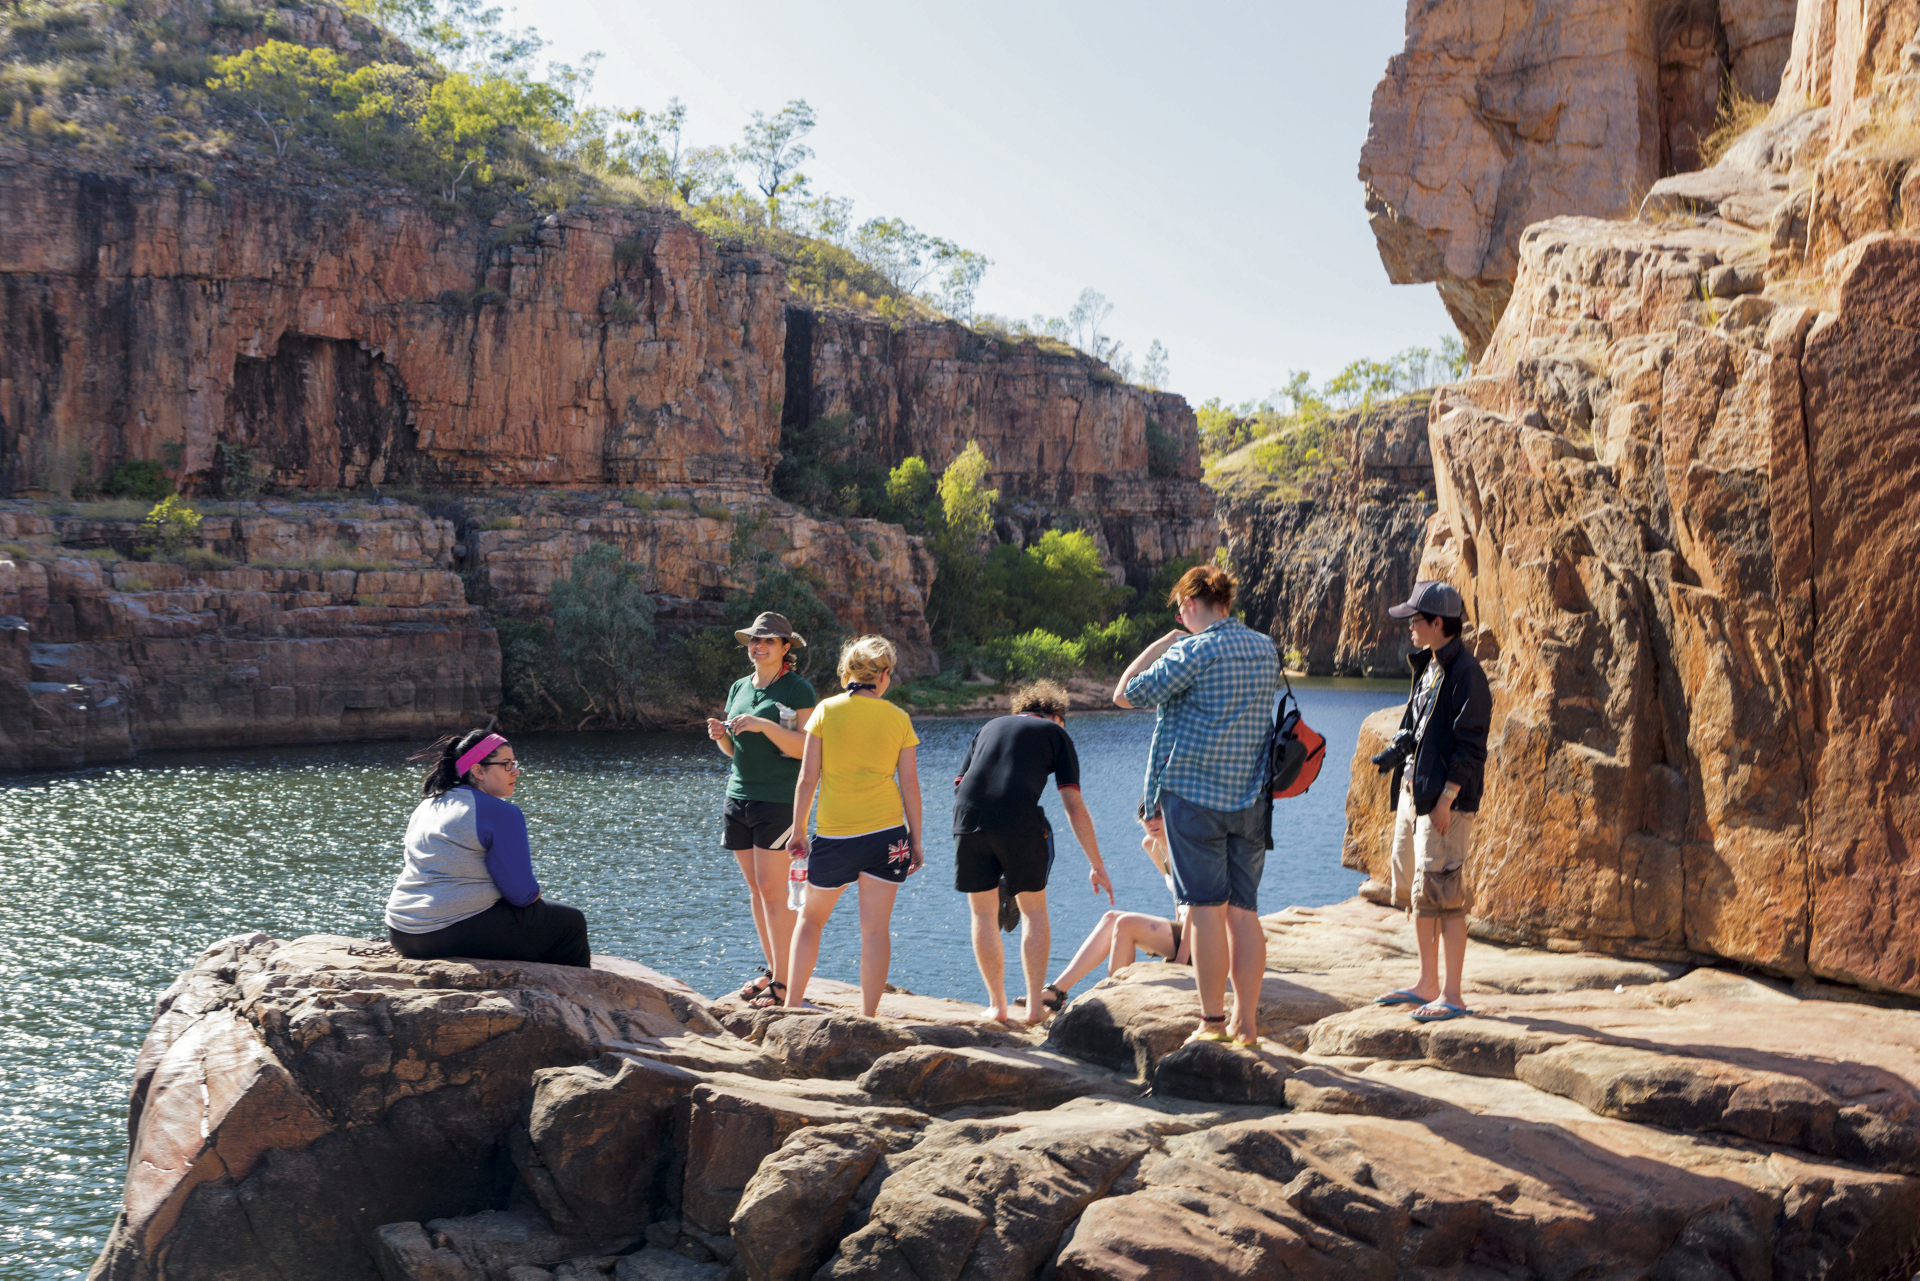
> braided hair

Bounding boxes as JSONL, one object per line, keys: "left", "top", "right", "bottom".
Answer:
{"left": 411, "top": 727, "right": 498, "bottom": 798}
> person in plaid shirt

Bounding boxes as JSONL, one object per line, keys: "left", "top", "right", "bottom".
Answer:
{"left": 1114, "top": 565, "right": 1279, "bottom": 1047}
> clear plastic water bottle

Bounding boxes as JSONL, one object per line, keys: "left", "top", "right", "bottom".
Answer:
{"left": 787, "top": 852, "right": 808, "bottom": 910}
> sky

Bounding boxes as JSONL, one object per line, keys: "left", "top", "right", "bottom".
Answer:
{"left": 521, "top": 1, "right": 1452, "bottom": 408}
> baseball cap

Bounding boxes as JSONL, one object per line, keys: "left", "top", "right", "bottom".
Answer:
{"left": 1387, "top": 580, "right": 1464, "bottom": 619}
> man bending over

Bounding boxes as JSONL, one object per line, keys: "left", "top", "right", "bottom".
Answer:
{"left": 953, "top": 680, "right": 1112, "bottom": 1023}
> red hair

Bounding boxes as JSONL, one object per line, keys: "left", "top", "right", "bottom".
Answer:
{"left": 1168, "top": 564, "right": 1236, "bottom": 612}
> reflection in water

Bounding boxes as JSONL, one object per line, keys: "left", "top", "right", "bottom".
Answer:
{"left": 0, "top": 680, "right": 1400, "bottom": 1277}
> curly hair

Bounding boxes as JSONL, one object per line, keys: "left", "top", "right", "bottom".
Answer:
{"left": 1009, "top": 679, "right": 1069, "bottom": 719}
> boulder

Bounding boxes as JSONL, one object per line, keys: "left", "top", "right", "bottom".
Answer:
{"left": 91, "top": 935, "right": 751, "bottom": 1281}
{"left": 1149, "top": 1038, "right": 1301, "bottom": 1106}
{"left": 371, "top": 1210, "right": 634, "bottom": 1281}
{"left": 679, "top": 1083, "right": 921, "bottom": 1234}
{"left": 820, "top": 1120, "right": 1153, "bottom": 1279}
{"left": 757, "top": 1013, "right": 922, "bottom": 1079}
{"left": 511, "top": 1054, "right": 703, "bottom": 1239}
{"left": 729, "top": 1124, "right": 889, "bottom": 1281}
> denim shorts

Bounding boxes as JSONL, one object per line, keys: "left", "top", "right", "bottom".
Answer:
{"left": 1159, "top": 790, "right": 1266, "bottom": 911}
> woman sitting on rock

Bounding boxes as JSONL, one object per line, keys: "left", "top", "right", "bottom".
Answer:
{"left": 385, "top": 729, "right": 592, "bottom": 968}
{"left": 1023, "top": 805, "right": 1190, "bottom": 1014}
{"left": 705, "top": 612, "right": 818, "bottom": 1009}
{"left": 784, "top": 635, "right": 924, "bottom": 1016}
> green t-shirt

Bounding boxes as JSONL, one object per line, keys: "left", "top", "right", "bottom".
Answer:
{"left": 724, "top": 671, "right": 819, "bottom": 802}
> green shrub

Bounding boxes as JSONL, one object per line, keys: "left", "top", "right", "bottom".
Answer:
{"left": 139, "top": 494, "right": 202, "bottom": 556}
{"left": 1075, "top": 614, "right": 1149, "bottom": 672}
{"left": 698, "top": 505, "right": 730, "bottom": 521}
{"left": 993, "top": 629, "right": 1084, "bottom": 681}
{"left": 606, "top": 296, "right": 639, "bottom": 322}
{"left": 980, "top": 528, "right": 1131, "bottom": 640}
{"left": 620, "top": 489, "right": 653, "bottom": 510}
{"left": 479, "top": 516, "right": 516, "bottom": 531}
{"left": 655, "top": 496, "right": 691, "bottom": 511}
{"left": 551, "top": 541, "right": 657, "bottom": 723}
{"left": 1145, "top": 416, "right": 1183, "bottom": 477}
{"left": 496, "top": 616, "right": 584, "bottom": 728}
{"left": 103, "top": 460, "right": 174, "bottom": 501}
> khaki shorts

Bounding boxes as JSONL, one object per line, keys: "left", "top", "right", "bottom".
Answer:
{"left": 1389, "top": 784, "right": 1474, "bottom": 920}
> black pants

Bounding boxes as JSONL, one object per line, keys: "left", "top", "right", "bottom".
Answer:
{"left": 388, "top": 897, "right": 592, "bottom": 968}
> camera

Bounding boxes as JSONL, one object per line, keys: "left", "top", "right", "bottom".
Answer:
{"left": 1370, "top": 729, "right": 1416, "bottom": 774}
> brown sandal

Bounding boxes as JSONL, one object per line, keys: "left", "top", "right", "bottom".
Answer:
{"left": 738, "top": 967, "right": 772, "bottom": 1000}
{"left": 748, "top": 980, "right": 787, "bottom": 1010}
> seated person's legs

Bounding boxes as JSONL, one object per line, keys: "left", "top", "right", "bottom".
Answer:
{"left": 388, "top": 897, "right": 592, "bottom": 968}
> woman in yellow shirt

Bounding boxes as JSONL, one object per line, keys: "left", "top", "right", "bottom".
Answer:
{"left": 784, "top": 634, "right": 924, "bottom": 1016}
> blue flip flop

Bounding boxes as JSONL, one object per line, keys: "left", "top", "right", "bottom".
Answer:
{"left": 1410, "top": 1002, "right": 1470, "bottom": 1022}
{"left": 1372, "top": 989, "right": 1427, "bottom": 1007}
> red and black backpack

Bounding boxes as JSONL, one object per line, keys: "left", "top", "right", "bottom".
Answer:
{"left": 1268, "top": 674, "right": 1326, "bottom": 800}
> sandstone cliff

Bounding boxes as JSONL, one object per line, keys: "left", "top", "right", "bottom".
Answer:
{"left": 0, "top": 501, "right": 496, "bottom": 768}
{"left": 782, "top": 308, "right": 1213, "bottom": 589}
{"left": 1217, "top": 400, "right": 1435, "bottom": 677}
{"left": 1361, "top": 0, "right": 1799, "bottom": 352}
{"left": 1343, "top": 0, "right": 1920, "bottom": 999}
{"left": 92, "top": 914, "right": 1920, "bottom": 1279}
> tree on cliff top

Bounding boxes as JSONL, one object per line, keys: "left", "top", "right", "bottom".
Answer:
{"left": 736, "top": 98, "right": 814, "bottom": 222}
{"left": 206, "top": 41, "right": 347, "bottom": 158}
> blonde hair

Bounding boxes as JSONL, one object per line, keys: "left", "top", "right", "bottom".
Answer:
{"left": 837, "top": 634, "right": 897, "bottom": 685}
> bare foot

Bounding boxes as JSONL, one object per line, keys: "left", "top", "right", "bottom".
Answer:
{"left": 1021, "top": 1009, "right": 1049, "bottom": 1027}
{"left": 981, "top": 1004, "right": 1012, "bottom": 1022}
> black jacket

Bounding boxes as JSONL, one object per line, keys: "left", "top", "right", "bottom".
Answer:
{"left": 1389, "top": 636, "right": 1491, "bottom": 815}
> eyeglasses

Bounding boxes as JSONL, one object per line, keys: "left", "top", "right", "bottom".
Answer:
{"left": 480, "top": 757, "right": 521, "bottom": 773}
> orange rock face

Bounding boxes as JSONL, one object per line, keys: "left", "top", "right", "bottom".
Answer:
{"left": 0, "top": 153, "right": 785, "bottom": 493}
{"left": 1340, "top": 204, "right": 1920, "bottom": 997}
{"left": 0, "top": 504, "right": 497, "bottom": 769}
{"left": 785, "top": 310, "right": 1213, "bottom": 586}
{"left": 1361, "top": 0, "right": 1797, "bottom": 351}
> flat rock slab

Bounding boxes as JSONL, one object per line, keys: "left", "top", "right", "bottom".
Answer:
{"left": 1056, "top": 1105, "right": 1920, "bottom": 1278}
{"left": 857, "top": 1043, "right": 1136, "bottom": 1112}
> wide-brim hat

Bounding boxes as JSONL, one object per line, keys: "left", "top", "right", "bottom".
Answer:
{"left": 1387, "top": 580, "right": 1464, "bottom": 619}
{"left": 734, "top": 611, "right": 806, "bottom": 647}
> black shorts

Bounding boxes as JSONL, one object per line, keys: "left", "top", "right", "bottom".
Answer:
{"left": 808, "top": 825, "right": 915, "bottom": 888}
{"left": 723, "top": 798, "right": 794, "bottom": 852}
{"left": 954, "top": 825, "right": 1054, "bottom": 895}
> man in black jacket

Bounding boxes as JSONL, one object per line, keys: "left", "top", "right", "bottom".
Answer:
{"left": 1372, "top": 580, "right": 1492, "bottom": 1022}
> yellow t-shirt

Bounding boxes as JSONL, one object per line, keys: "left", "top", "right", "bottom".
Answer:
{"left": 805, "top": 692, "right": 921, "bottom": 836}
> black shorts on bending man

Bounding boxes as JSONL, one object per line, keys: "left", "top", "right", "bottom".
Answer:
{"left": 952, "top": 680, "right": 1112, "bottom": 1024}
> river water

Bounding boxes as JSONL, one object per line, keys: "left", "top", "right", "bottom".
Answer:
{"left": 1, "top": 679, "right": 1400, "bottom": 1278}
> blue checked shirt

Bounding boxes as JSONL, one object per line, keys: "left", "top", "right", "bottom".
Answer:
{"left": 1125, "top": 617, "right": 1281, "bottom": 813}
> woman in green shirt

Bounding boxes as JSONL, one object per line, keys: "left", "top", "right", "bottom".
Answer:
{"left": 705, "top": 611, "right": 818, "bottom": 1007}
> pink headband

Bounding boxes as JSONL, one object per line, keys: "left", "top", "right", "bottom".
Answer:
{"left": 455, "top": 733, "right": 508, "bottom": 777}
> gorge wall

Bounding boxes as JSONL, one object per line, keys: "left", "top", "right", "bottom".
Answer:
{"left": 1344, "top": 0, "right": 1920, "bottom": 999}
{"left": 1218, "top": 400, "right": 1435, "bottom": 678}
{"left": 1360, "top": 0, "right": 1799, "bottom": 353}
{"left": 0, "top": 111, "right": 1207, "bottom": 764}
{"left": 782, "top": 308, "right": 1212, "bottom": 590}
